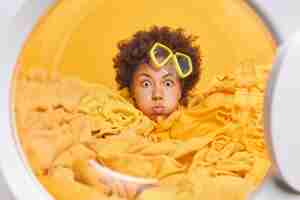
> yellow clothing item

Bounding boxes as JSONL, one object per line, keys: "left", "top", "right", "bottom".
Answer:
{"left": 14, "top": 63, "right": 271, "bottom": 200}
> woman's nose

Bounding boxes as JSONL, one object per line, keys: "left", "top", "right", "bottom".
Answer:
{"left": 152, "top": 85, "right": 163, "bottom": 101}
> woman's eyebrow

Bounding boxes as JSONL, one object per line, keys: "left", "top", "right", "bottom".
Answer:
{"left": 137, "top": 73, "right": 151, "bottom": 78}
{"left": 162, "top": 73, "right": 175, "bottom": 79}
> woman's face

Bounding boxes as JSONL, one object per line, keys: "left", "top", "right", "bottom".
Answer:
{"left": 131, "top": 62, "right": 182, "bottom": 121}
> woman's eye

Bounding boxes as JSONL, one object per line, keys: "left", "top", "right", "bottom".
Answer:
{"left": 164, "top": 80, "right": 174, "bottom": 87}
{"left": 141, "top": 80, "right": 152, "bottom": 88}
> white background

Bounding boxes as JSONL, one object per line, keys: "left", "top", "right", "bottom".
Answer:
{"left": 1, "top": 0, "right": 300, "bottom": 199}
{"left": 1, "top": 1, "right": 24, "bottom": 199}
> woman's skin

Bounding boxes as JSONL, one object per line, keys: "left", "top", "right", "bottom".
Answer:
{"left": 131, "top": 61, "right": 182, "bottom": 121}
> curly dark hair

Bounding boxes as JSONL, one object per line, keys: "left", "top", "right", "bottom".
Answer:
{"left": 113, "top": 26, "right": 202, "bottom": 105}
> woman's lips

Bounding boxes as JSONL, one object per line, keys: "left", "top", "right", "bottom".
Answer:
{"left": 152, "top": 106, "right": 165, "bottom": 114}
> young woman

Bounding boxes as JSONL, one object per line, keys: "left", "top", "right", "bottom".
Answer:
{"left": 113, "top": 26, "right": 202, "bottom": 121}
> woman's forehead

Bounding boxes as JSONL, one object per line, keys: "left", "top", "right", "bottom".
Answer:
{"left": 136, "top": 63, "right": 178, "bottom": 78}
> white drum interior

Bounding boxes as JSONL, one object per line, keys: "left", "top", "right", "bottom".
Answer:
{"left": 1, "top": 1, "right": 300, "bottom": 200}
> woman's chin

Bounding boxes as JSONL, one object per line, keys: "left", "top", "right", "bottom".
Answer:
{"left": 149, "top": 113, "right": 169, "bottom": 122}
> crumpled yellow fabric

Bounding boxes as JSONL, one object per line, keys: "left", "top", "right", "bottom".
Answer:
{"left": 14, "top": 63, "right": 271, "bottom": 200}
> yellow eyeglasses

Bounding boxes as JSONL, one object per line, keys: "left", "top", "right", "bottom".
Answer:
{"left": 149, "top": 42, "right": 193, "bottom": 79}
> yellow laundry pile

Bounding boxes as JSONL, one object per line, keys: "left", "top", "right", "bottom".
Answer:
{"left": 14, "top": 63, "right": 271, "bottom": 200}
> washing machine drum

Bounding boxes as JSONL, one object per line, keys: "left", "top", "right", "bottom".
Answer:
{"left": 0, "top": 1, "right": 300, "bottom": 200}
